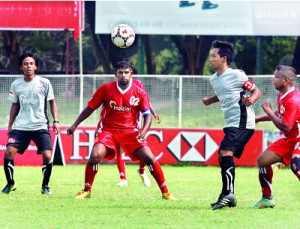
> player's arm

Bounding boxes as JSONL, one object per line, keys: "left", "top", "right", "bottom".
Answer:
{"left": 49, "top": 99, "right": 60, "bottom": 135}
{"left": 241, "top": 81, "right": 261, "bottom": 107}
{"left": 256, "top": 110, "right": 279, "bottom": 123}
{"left": 149, "top": 102, "right": 161, "bottom": 124}
{"left": 261, "top": 102, "right": 292, "bottom": 134}
{"left": 202, "top": 95, "right": 219, "bottom": 106}
{"left": 67, "top": 106, "right": 94, "bottom": 135}
{"left": 7, "top": 102, "right": 20, "bottom": 136}
{"left": 137, "top": 109, "right": 152, "bottom": 142}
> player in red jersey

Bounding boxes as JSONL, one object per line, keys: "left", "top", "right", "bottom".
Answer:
{"left": 67, "top": 60, "right": 175, "bottom": 200}
{"left": 251, "top": 65, "right": 300, "bottom": 209}
{"left": 94, "top": 82, "right": 161, "bottom": 188}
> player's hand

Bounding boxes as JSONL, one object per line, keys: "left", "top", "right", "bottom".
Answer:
{"left": 7, "top": 126, "right": 12, "bottom": 137}
{"left": 242, "top": 95, "right": 253, "bottom": 107}
{"left": 255, "top": 116, "right": 260, "bottom": 123}
{"left": 53, "top": 123, "right": 60, "bottom": 135}
{"left": 261, "top": 101, "right": 273, "bottom": 114}
{"left": 67, "top": 126, "right": 76, "bottom": 136}
{"left": 153, "top": 114, "right": 161, "bottom": 124}
{"left": 137, "top": 131, "right": 146, "bottom": 143}
{"left": 202, "top": 97, "right": 210, "bottom": 106}
{"left": 94, "top": 128, "right": 100, "bottom": 138}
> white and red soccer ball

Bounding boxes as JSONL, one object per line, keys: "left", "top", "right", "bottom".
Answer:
{"left": 111, "top": 24, "right": 135, "bottom": 48}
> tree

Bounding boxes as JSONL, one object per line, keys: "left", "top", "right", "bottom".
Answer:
{"left": 1, "top": 31, "right": 21, "bottom": 74}
{"left": 171, "top": 35, "right": 217, "bottom": 75}
{"left": 292, "top": 37, "right": 300, "bottom": 73}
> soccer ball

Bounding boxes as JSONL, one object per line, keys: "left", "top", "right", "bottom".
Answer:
{"left": 111, "top": 24, "right": 135, "bottom": 48}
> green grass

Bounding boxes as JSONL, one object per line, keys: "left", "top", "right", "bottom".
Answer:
{"left": 0, "top": 164, "right": 298, "bottom": 228}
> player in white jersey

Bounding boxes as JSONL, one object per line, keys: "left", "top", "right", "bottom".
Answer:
{"left": 202, "top": 40, "right": 261, "bottom": 210}
{"left": 1, "top": 51, "right": 60, "bottom": 195}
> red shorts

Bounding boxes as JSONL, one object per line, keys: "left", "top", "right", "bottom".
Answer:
{"left": 267, "top": 137, "right": 300, "bottom": 165}
{"left": 94, "top": 130, "right": 148, "bottom": 161}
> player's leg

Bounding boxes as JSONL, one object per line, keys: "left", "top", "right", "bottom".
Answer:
{"left": 40, "top": 150, "right": 53, "bottom": 195}
{"left": 2, "top": 146, "right": 18, "bottom": 194}
{"left": 211, "top": 150, "right": 237, "bottom": 210}
{"left": 116, "top": 147, "right": 128, "bottom": 187}
{"left": 212, "top": 128, "right": 254, "bottom": 210}
{"left": 290, "top": 155, "right": 300, "bottom": 180}
{"left": 34, "top": 130, "right": 54, "bottom": 195}
{"left": 250, "top": 150, "right": 280, "bottom": 209}
{"left": 137, "top": 160, "right": 151, "bottom": 187}
{"left": 211, "top": 129, "right": 237, "bottom": 209}
{"left": 2, "top": 130, "right": 29, "bottom": 194}
{"left": 75, "top": 142, "right": 114, "bottom": 199}
{"left": 133, "top": 146, "right": 176, "bottom": 200}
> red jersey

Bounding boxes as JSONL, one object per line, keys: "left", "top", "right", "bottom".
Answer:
{"left": 88, "top": 79, "right": 151, "bottom": 132}
{"left": 277, "top": 87, "right": 300, "bottom": 139}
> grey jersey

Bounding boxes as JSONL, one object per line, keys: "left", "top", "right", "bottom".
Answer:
{"left": 210, "top": 68, "right": 255, "bottom": 129}
{"left": 8, "top": 76, "right": 55, "bottom": 131}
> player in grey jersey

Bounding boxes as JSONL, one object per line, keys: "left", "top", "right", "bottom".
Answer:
{"left": 1, "top": 51, "right": 60, "bottom": 195}
{"left": 202, "top": 40, "right": 261, "bottom": 210}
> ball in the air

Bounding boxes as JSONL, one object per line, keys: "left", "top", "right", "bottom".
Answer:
{"left": 111, "top": 24, "right": 135, "bottom": 48}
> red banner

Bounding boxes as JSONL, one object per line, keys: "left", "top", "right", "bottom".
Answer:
{"left": 0, "top": 127, "right": 263, "bottom": 166}
{"left": 0, "top": 1, "right": 83, "bottom": 39}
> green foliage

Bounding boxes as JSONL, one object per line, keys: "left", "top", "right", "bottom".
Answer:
{"left": 22, "top": 31, "right": 67, "bottom": 71}
{"left": 0, "top": 28, "right": 299, "bottom": 75}
{"left": 263, "top": 36, "right": 297, "bottom": 73}
{"left": 0, "top": 165, "right": 298, "bottom": 228}
{"left": 153, "top": 35, "right": 183, "bottom": 74}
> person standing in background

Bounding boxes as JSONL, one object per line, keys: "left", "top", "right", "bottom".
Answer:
{"left": 2, "top": 51, "right": 60, "bottom": 195}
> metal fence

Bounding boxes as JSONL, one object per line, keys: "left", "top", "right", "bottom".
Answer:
{"left": 0, "top": 74, "right": 299, "bottom": 131}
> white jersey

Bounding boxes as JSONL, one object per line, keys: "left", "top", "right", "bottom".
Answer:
{"left": 8, "top": 75, "right": 55, "bottom": 131}
{"left": 210, "top": 68, "right": 255, "bottom": 129}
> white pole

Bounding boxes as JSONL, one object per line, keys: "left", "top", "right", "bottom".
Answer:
{"left": 79, "top": 2, "right": 83, "bottom": 113}
{"left": 178, "top": 76, "right": 182, "bottom": 128}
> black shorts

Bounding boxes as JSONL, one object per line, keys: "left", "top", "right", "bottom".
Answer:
{"left": 220, "top": 127, "right": 255, "bottom": 159}
{"left": 7, "top": 129, "right": 53, "bottom": 154}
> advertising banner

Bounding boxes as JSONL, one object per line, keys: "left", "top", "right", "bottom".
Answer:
{"left": 0, "top": 1, "right": 83, "bottom": 38}
{"left": 96, "top": 1, "right": 300, "bottom": 36}
{"left": 0, "top": 127, "right": 263, "bottom": 166}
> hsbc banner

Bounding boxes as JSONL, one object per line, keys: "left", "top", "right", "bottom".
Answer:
{"left": 0, "top": 127, "right": 263, "bottom": 166}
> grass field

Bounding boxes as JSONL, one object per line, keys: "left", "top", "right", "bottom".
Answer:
{"left": 0, "top": 164, "right": 298, "bottom": 228}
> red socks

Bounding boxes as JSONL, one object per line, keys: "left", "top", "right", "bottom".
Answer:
{"left": 259, "top": 165, "right": 273, "bottom": 197}
{"left": 138, "top": 161, "right": 146, "bottom": 175}
{"left": 117, "top": 153, "right": 126, "bottom": 180}
{"left": 84, "top": 163, "right": 99, "bottom": 192}
{"left": 148, "top": 161, "right": 168, "bottom": 194}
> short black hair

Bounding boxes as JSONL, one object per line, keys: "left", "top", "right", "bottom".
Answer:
{"left": 211, "top": 40, "right": 235, "bottom": 65}
{"left": 18, "top": 50, "right": 39, "bottom": 67}
{"left": 114, "top": 59, "right": 133, "bottom": 72}
{"left": 275, "top": 65, "right": 297, "bottom": 81}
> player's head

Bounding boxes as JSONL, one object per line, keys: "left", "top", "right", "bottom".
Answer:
{"left": 273, "top": 65, "right": 297, "bottom": 90}
{"left": 114, "top": 59, "right": 134, "bottom": 73}
{"left": 19, "top": 50, "right": 39, "bottom": 68}
{"left": 114, "top": 59, "right": 134, "bottom": 87}
{"left": 211, "top": 40, "right": 235, "bottom": 65}
{"left": 275, "top": 65, "right": 297, "bottom": 82}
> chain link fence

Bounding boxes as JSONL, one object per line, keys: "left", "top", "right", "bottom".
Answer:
{"left": 0, "top": 74, "right": 298, "bottom": 131}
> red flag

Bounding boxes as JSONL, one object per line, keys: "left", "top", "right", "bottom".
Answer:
{"left": 73, "top": 1, "right": 83, "bottom": 40}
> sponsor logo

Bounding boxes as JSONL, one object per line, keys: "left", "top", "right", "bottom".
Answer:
{"left": 167, "top": 132, "right": 218, "bottom": 162}
{"left": 20, "top": 94, "right": 39, "bottom": 105}
{"left": 7, "top": 138, "right": 15, "bottom": 143}
{"left": 109, "top": 100, "right": 131, "bottom": 111}
{"left": 280, "top": 105, "right": 285, "bottom": 115}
